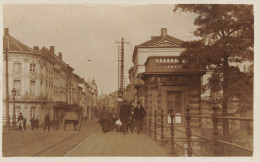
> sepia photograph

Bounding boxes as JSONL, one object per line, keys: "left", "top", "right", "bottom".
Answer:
{"left": 1, "top": 0, "right": 257, "bottom": 159}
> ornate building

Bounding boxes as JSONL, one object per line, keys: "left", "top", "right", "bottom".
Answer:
{"left": 3, "top": 28, "right": 98, "bottom": 127}
{"left": 129, "top": 28, "right": 205, "bottom": 127}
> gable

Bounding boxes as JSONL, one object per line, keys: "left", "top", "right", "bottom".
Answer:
{"left": 150, "top": 39, "right": 180, "bottom": 47}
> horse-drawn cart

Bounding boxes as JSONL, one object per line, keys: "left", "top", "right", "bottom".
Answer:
{"left": 63, "top": 106, "right": 82, "bottom": 131}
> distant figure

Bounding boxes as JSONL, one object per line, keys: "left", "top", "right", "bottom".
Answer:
{"left": 35, "top": 118, "right": 39, "bottom": 130}
{"left": 99, "top": 106, "right": 111, "bottom": 133}
{"left": 110, "top": 109, "right": 118, "bottom": 131}
{"left": 134, "top": 101, "right": 146, "bottom": 134}
{"left": 30, "top": 117, "right": 35, "bottom": 130}
{"left": 23, "top": 118, "right": 27, "bottom": 131}
{"left": 17, "top": 113, "right": 24, "bottom": 132}
{"left": 43, "top": 113, "right": 51, "bottom": 131}
{"left": 129, "top": 110, "right": 136, "bottom": 133}
{"left": 120, "top": 100, "right": 131, "bottom": 135}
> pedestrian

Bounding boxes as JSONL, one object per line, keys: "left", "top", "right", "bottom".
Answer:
{"left": 133, "top": 101, "right": 146, "bottom": 134}
{"left": 35, "top": 118, "right": 39, "bottom": 130}
{"left": 43, "top": 113, "right": 51, "bottom": 131}
{"left": 23, "top": 118, "right": 27, "bottom": 131}
{"left": 17, "top": 112, "right": 24, "bottom": 132}
{"left": 99, "top": 106, "right": 111, "bottom": 133}
{"left": 30, "top": 117, "right": 35, "bottom": 130}
{"left": 129, "top": 110, "right": 135, "bottom": 133}
{"left": 119, "top": 100, "right": 131, "bottom": 135}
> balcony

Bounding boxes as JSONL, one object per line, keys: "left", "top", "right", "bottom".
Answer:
{"left": 10, "top": 95, "right": 49, "bottom": 102}
{"left": 145, "top": 56, "right": 201, "bottom": 74}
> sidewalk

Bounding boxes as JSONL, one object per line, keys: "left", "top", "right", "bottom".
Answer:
{"left": 66, "top": 129, "right": 172, "bottom": 156}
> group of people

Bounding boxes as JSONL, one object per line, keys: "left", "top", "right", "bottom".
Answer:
{"left": 99, "top": 101, "right": 146, "bottom": 135}
{"left": 16, "top": 112, "right": 51, "bottom": 132}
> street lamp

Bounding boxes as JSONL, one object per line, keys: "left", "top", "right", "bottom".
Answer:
{"left": 11, "top": 88, "right": 17, "bottom": 130}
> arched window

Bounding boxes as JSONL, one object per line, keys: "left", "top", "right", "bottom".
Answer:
{"left": 30, "top": 80, "right": 36, "bottom": 96}
{"left": 13, "top": 80, "right": 21, "bottom": 96}
{"left": 30, "top": 64, "right": 36, "bottom": 72}
{"left": 13, "top": 63, "right": 21, "bottom": 73}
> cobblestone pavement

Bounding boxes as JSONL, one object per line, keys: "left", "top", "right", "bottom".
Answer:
{"left": 2, "top": 119, "right": 99, "bottom": 157}
{"left": 65, "top": 130, "right": 172, "bottom": 156}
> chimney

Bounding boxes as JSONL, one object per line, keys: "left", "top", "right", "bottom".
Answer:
{"left": 50, "top": 46, "right": 55, "bottom": 54}
{"left": 4, "top": 28, "right": 9, "bottom": 36}
{"left": 161, "top": 28, "right": 167, "bottom": 38}
{"left": 58, "top": 52, "right": 62, "bottom": 60}
{"left": 33, "top": 46, "right": 39, "bottom": 51}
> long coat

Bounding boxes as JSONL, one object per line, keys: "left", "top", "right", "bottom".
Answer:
{"left": 134, "top": 106, "right": 146, "bottom": 121}
{"left": 99, "top": 109, "right": 111, "bottom": 132}
{"left": 119, "top": 104, "right": 131, "bottom": 122}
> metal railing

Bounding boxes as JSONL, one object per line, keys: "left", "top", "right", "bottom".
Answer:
{"left": 144, "top": 105, "right": 253, "bottom": 157}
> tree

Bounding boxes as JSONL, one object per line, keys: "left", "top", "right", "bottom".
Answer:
{"left": 174, "top": 4, "right": 254, "bottom": 141}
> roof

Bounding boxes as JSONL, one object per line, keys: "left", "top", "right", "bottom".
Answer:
{"left": 3, "top": 35, "right": 38, "bottom": 54}
{"left": 132, "top": 33, "right": 184, "bottom": 63}
{"left": 138, "top": 35, "right": 183, "bottom": 47}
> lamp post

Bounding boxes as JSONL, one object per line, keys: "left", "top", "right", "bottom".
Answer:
{"left": 11, "top": 88, "right": 17, "bottom": 130}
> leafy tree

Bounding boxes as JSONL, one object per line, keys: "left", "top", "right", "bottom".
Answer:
{"left": 174, "top": 4, "right": 253, "bottom": 140}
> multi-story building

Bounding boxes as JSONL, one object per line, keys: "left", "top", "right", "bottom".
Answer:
{"left": 2, "top": 28, "right": 98, "bottom": 128}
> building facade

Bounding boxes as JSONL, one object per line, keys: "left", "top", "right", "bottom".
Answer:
{"left": 2, "top": 28, "right": 98, "bottom": 127}
{"left": 128, "top": 28, "right": 205, "bottom": 127}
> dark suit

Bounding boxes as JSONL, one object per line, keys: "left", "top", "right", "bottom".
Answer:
{"left": 120, "top": 103, "right": 131, "bottom": 134}
{"left": 134, "top": 105, "right": 146, "bottom": 134}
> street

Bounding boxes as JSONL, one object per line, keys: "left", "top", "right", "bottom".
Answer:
{"left": 2, "top": 119, "right": 99, "bottom": 157}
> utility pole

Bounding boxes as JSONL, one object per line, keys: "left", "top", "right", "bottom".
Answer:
{"left": 5, "top": 47, "right": 10, "bottom": 131}
{"left": 115, "top": 38, "right": 130, "bottom": 111}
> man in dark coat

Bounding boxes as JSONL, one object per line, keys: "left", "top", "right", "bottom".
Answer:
{"left": 134, "top": 101, "right": 146, "bottom": 134}
{"left": 120, "top": 100, "right": 131, "bottom": 135}
{"left": 43, "top": 113, "right": 51, "bottom": 131}
{"left": 30, "top": 117, "right": 35, "bottom": 130}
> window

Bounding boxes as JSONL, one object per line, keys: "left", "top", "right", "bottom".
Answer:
{"left": 40, "top": 82, "right": 43, "bottom": 96}
{"left": 30, "top": 64, "right": 36, "bottom": 72}
{"left": 13, "top": 63, "right": 21, "bottom": 73}
{"left": 30, "top": 107, "right": 36, "bottom": 119}
{"left": 15, "top": 106, "right": 21, "bottom": 117}
{"left": 13, "top": 80, "right": 21, "bottom": 96}
{"left": 167, "top": 91, "right": 183, "bottom": 124}
{"left": 40, "top": 65, "right": 43, "bottom": 74}
{"left": 30, "top": 80, "right": 36, "bottom": 96}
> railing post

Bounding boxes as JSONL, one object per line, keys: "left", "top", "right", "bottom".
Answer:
{"left": 160, "top": 109, "right": 164, "bottom": 146}
{"left": 212, "top": 104, "right": 221, "bottom": 156}
{"left": 149, "top": 108, "right": 152, "bottom": 136}
{"left": 185, "top": 106, "right": 192, "bottom": 157}
{"left": 170, "top": 109, "right": 176, "bottom": 154}
{"left": 154, "top": 109, "right": 157, "bottom": 140}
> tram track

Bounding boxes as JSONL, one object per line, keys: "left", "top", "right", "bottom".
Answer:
{"left": 3, "top": 121, "right": 99, "bottom": 157}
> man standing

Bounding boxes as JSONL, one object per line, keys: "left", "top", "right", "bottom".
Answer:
{"left": 17, "top": 113, "right": 24, "bottom": 132}
{"left": 43, "top": 113, "right": 51, "bottom": 131}
{"left": 134, "top": 101, "right": 146, "bottom": 134}
{"left": 120, "top": 100, "right": 131, "bottom": 135}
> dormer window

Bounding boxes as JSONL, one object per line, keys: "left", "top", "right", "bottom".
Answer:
{"left": 30, "top": 64, "right": 36, "bottom": 72}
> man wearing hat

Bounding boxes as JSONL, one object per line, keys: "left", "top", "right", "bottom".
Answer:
{"left": 133, "top": 101, "right": 146, "bottom": 134}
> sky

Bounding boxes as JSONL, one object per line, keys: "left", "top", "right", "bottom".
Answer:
{"left": 3, "top": 4, "right": 198, "bottom": 95}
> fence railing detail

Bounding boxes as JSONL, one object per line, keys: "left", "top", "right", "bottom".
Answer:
{"left": 144, "top": 105, "right": 253, "bottom": 157}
